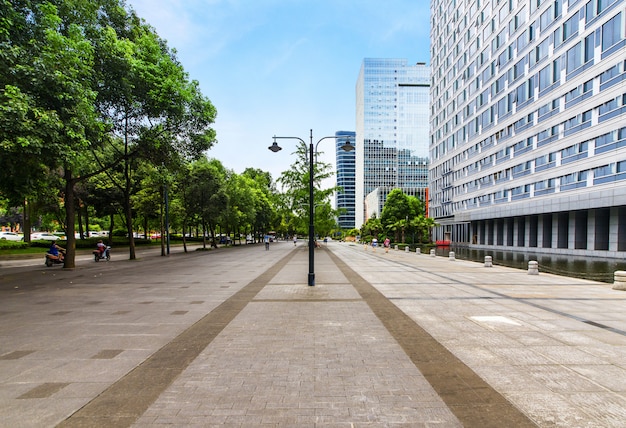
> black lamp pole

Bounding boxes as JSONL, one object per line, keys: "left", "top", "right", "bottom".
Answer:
{"left": 307, "top": 129, "right": 315, "bottom": 286}
{"left": 269, "top": 130, "right": 354, "bottom": 287}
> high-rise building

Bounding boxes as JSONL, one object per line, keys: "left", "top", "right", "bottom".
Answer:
{"left": 355, "top": 59, "right": 431, "bottom": 228}
{"left": 335, "top": 131, "right": 356, "bottom": 229}
{"left": 429, "top": 0, "right": 626, "bottom": 256}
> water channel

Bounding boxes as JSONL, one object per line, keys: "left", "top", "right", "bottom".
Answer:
{"left": 432, "top": 246, "right": 626, "bottom": 284}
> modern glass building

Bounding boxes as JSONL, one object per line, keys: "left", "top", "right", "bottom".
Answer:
{"left": 429, "top": 0, "right": 626, "bottom": 257}
{"left": 335, "top": 131, "right": 356, "bottom": 229}
{"left": 355, "top": 59, "right": 431, "bottom": 227}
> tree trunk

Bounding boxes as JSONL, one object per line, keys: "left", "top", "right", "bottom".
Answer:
{"left": 123, "top": 114, "right": 136, "bottom": 260}
{"left": 209, "top": 222, "right": 218, "bottom": 248}
{"left": 22, "top": 199, "right": 31, "bottom": 243}
{"left": 160, "top": 187, "right": 165, "bottom": 256}
{"left": 108, "top": 213, "right": 114, "bottom": 246}
{"left": 77, "top": 201, "right": 84, "bottom": 239}
{"left": 202, "top": 220, "right": 207, "bottom": 249}
{"left": 84, "top": 200, "right": 90, "bottom": 238}
{"left": 63, "top": 168, "right": 77, "bottom": 269}
{"left": 124, "top": 197, "right": 136, "bottom": 260}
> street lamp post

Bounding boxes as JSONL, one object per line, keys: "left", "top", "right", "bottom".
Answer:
{"left": 269, "top": 129, "right": 354, "bottom": 286}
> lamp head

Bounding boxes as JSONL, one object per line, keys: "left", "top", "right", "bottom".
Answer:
{"left": 340, "top": 138, "right": 355, "bottom": 152}
{"left": 268, "top": 137, "right": 282, "bottom": 153}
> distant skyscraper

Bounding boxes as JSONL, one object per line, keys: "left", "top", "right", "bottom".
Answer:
{"left": 355, "top": 59, "right": 431, "bottom": 227}
{"left": 429, "top": 0, "right": 626, "bottom": 256}
{"left": 335, "top": 131, "right": 356, "bottom": 229}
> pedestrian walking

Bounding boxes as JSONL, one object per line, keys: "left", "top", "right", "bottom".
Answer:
{"left": 264, "top": 234, "right": 270, "bottom": 250}
{"left": 293, "top": 235, "right": 297, "bottom": 246}
{"left": 384, "top": 237, "right": 391, "bottom": 253}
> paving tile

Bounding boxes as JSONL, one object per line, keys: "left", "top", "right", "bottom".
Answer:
{"left": 1, "top": 242, "right": 625, "bottom": 426}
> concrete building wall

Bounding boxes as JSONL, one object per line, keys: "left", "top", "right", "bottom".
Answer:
{"left": 429, "top": 0, "right": 626, "bottom": 258}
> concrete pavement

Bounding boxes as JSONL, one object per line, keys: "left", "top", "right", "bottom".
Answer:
{"left": 0, "top": 240, "right": 625, "bottom": 426}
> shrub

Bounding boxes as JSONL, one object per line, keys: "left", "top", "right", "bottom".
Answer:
{"left": 0, "top": 240, "right": 29, "bottom": 250}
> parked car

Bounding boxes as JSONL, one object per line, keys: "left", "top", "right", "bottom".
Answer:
{"left": 31, "top": 232, "right": 63, "bottom": 241}
{"left": 0, "top": 232, "right": 23, "bottom": 241}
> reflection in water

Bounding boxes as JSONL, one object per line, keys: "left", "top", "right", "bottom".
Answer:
{"left": 431, "top": 246, "right": 626, "bottom": 284}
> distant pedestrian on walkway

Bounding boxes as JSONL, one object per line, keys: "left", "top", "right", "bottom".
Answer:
{"left": 293, "top": 235, "right": 297, "bottom": 246}
{"left": 384, "top": 237, "right": 390, "bottom": 253}
{"left": 372, "top": 238, "right": 378, "bottom": 252}
{"left": 264, "top": 234, "right": 270, "bottom": 250}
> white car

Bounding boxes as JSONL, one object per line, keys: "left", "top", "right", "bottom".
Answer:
{"left": 0, "top": 232, "right": 23, "bottom": 241}
{"left": 31, "top": 232, "right": 62, "bottom": 241}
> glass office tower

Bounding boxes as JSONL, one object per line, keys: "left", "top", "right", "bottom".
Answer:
{"left": 355, "top": 59, "right": 431, "bottom": 227}
{"left": 335, "top": 131, "right": 356, "bottom": 229}
{"left": 429, "top": 0, "right": 626, "bottom": 256}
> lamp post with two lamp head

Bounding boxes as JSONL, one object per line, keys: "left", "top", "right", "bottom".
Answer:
{"left": 268, "top": 129, "right": 354, "bottom": 286}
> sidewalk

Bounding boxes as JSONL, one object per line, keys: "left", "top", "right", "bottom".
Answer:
{"left": 0, "top": 241, "right": 625, "bottom": 426}
{"left": 332, "top": 243, "right": 626, "bottom": 426}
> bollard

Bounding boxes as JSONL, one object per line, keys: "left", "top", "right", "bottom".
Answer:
{"left": 430, "top": 249, "right": 436, "bottom": 257}
{"left": 484, "top": 255, "right": 493, "bottom": 267}
{"left": 449, "top": 251, "right": 455, "bottom": 261}
{"left": 528, "top": 260, "right": 539, "bottom": 275}
{"left": 416, "top": 248, "right": 421, "bottom": 255}
{"left": 405, "top": 246, "right": 410, "bottom": 253}
{"left": 394, "top": 245, "right": 399, "bottom": 251}
{"left": 613, "top": 271, "right": 626, "bottom": 290}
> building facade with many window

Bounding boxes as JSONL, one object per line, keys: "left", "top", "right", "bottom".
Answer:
{"left": 355, "top": 59, "right": 431, "bottom": 227}
{"left": 335, "top": 131, "right": 357, "bottom": 229}
{"left": 428, "top": 0, "right": 626, "bottom": 257}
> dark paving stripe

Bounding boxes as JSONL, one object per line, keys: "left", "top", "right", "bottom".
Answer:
{"left": 0, "top": 350, "right": 35, "bottom": 360}
{"left": 91, "top": 350, "right": 123, "bottom": 360}
{"left": 19, "top": 383, "right": 69, "bottom": 399}
{"left": 58, "top": 250, "right": 297, "bottom": 428}
{"left": 327, "top": 249, "right": 537, "bottom": 428}
{"left": 254, "top": 298, "right": 362, "bottom": 303}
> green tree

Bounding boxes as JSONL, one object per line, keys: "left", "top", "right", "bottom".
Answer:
{"left": 0, "top": 1, "right": 109, "bottom": 266}
{"left": 360, "top": 216, "right": 383, "bottom": 243}
{"left": 314, "top": 202, "right": 337, "bottom": 239}
{"left": 380, "top": 189, "right": 413, "bottom": 242}
{"left": 186, "top": 158, "right": 228, "bottom": 249}
{"left": 242, "top": 168, "right": 276, "bottom": 241}
{"left": 93, "top": 14, "right": 217, "bottom": 260}
{"left": 277, "top": 145, "right": 339, "bottom": 240}
{"left": 379, "top": 189, "right": 433, "bottom": 244}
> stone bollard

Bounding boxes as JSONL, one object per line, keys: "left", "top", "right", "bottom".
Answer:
{"left": 528, "top": 260, "right": 539, "bottom": 275}
{"left": 430, "top": 249, "right": 436, "bottom": 257}
{"left": 449, "top": 251, "right": 455, "bottom": 261}
{"left": 405, "top": 246, "right": 410, "bottom": 253}
{"left": 416, "top": 248, "right": 421, "bottom": 255}
{"left": 394, "top": 245, "right": 399, "bottom": 251}
{"left": 484, "top": 256, "right": 493, "bottom": 267}
{"left": 613, "top": 271, "right": 626, "bottom": 290}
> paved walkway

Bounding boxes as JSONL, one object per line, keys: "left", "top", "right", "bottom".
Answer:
{"left": 0, "top": 241, "right": 625, "bottom": 427}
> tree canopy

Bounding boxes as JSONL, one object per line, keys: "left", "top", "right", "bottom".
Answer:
{"left": 0, "top": 0, "right": 217, "bottom": 266}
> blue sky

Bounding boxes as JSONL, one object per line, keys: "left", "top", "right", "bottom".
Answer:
{"left": 126, "top": 0, "right": 432, "bottom": 182}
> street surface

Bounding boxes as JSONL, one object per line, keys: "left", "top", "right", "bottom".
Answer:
{"left": 0, "top": 240, "right": 624, "bottom": 426}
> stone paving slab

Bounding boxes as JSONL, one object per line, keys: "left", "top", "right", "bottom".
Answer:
{"left": 0, "top": 241, "right": 625, "bottom": 426}
{"left": 332, "top": 243, "right": 626, "bottom": 427}
{"left": 134, "top": 298, "right": 460, "bottom": 427}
